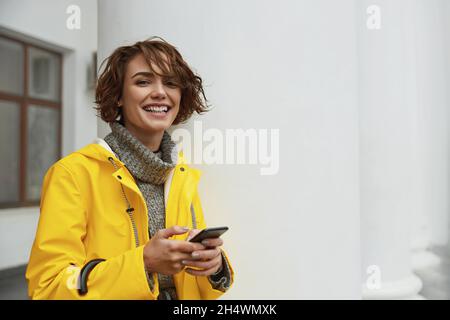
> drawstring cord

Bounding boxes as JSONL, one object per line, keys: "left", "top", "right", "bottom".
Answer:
{"left": 107, "top": 156, "right": 135, "bottom": 214}
{"left": 107, "top": 156, "right": 140, "bottom": 248}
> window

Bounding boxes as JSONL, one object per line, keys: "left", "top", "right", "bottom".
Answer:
{"left": 0, "top": 35, "right": 62, "bottom": 208}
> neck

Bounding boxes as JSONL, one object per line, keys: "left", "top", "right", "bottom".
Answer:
{"left": 125, "top": 124, "right": 164, "bottom": 152}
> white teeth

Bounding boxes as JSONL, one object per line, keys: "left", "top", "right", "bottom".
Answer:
{"left": 143, "top": 105, "right": 169, "bottom": 113}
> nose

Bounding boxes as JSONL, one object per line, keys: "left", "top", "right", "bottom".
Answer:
{"left": 150, "top": 79, "right": 167, "bottom": 99}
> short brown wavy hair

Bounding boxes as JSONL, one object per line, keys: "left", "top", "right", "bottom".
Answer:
{"left": 94, "top": 36, "right": 209, "bottom": 125}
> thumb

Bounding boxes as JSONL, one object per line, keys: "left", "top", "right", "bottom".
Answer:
{"left": 158, "top": 226, "right": 190, "bottom": 239}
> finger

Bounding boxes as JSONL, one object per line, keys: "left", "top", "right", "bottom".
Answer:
{"left": 186, "top": 229, "right": 201, "bottom": 241}
{"left": 158, "top": 226, "right": 190, "bottom": 239}
{"left": 182, "top": 254, "right": 221, "bottom": 269}
{"left": 191, "top": 248, "right": 221, "bottom": 261}
{"left": 201, "top": 237, "right": 223, "bottom": 248}
{"left": 172, "top": 252, "right": 196, "bottom": 263}
{"left": 166, "top": 239, "right": 205, "bottom": 253}
{"left": 185, "top": 264, "right": 221, "bottom": 277}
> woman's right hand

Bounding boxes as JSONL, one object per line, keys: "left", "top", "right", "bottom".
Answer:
{"left": 143, "top": 225, "right": 205, "bottom": 275}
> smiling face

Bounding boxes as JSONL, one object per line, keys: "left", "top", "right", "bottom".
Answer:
{"left": 118, "top": 53, "right": 181, "bottom": 138}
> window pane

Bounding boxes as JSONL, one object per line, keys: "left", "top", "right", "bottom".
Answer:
{"left": 0, "top": 100, "right": 20, "bottom": 203}
{"left": 26, "top": 105, "right": 60, "bottom": 201}
{"left": 0, "top": 37, "right": 24, "bottom": 95}
{"left": 28, "top": 47, "right": 60, "bottom": 102}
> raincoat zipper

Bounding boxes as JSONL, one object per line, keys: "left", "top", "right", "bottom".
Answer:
{"left": 108, "top": 157, "right": 140, "bottom": 248}
{"left": 108, "top": 156, "right": 157, "bottom": 292}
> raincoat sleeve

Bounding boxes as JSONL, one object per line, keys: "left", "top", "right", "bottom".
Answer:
{"left": 190, "top": 188, "right": 235, "bottom": 299}
{"left": 26, "top": 162, "right": 159, "bottom": 300}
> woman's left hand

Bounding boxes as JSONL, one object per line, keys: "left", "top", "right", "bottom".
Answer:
{"left": 183, "top": 229, "right": 223, "bottom": 276}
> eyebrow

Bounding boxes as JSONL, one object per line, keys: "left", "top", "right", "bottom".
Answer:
{"left": 131, "top": 71, "right": 154, "bottom": 79}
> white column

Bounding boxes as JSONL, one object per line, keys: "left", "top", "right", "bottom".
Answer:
{"left": 411, "top": 0, "right": 449, "bottom": 252}
{"left": 356, "top": 0, "right": 450, "bottom": 299}
{"left": 405, "top": 0, "right": 443, "bottom": 273}
{"left": 446, "top": 0, "right": 450, "bottom": 253}
{"left": 358, "top": 0, "right": 423, "bottom": 299}
{"left": 98, "top": 0, "right": 361, "bottom": 299}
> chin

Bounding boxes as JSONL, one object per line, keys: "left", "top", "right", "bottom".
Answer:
{"left": 142, "top": 121, "right": 172, "bottom": 133}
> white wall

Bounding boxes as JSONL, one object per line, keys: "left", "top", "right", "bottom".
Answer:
{"left": 98, "top": 0, "right": 361, "bottom": 299}
{"left": 0, "top": 208, "right": 40, "bottom": 269}
{"left": 0, "top": 0, "right": 97, "bottom": 270}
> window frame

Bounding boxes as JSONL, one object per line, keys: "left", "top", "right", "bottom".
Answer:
{"left": 0, "top": 34, "right": 62, "bottom": 209}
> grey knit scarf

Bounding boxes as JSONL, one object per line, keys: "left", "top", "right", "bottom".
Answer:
{"left": 104, "top": 121, "right": 178, "bottom": 300}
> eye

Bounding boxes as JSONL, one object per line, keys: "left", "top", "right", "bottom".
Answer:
{"left": 165, "top": 81, "right": 179, "bottom": 88}
{"left": 136, "top": 80, "right": 150, "bottom": 86}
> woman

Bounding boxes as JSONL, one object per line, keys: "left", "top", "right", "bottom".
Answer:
{"left": 26, "top": 37, "right": 234, "bottom": 300}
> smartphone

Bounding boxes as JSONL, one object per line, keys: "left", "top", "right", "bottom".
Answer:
{"left": 188, "top": 226, "right": 229, "bottom": 243}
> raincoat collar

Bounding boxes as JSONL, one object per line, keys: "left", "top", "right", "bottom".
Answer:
{"left": 76, "top": 138, "right": 192, "bottom": 209}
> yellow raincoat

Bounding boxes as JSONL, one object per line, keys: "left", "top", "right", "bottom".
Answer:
{"left": 25, "top": 139, "right": 234, "bottom": 299}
